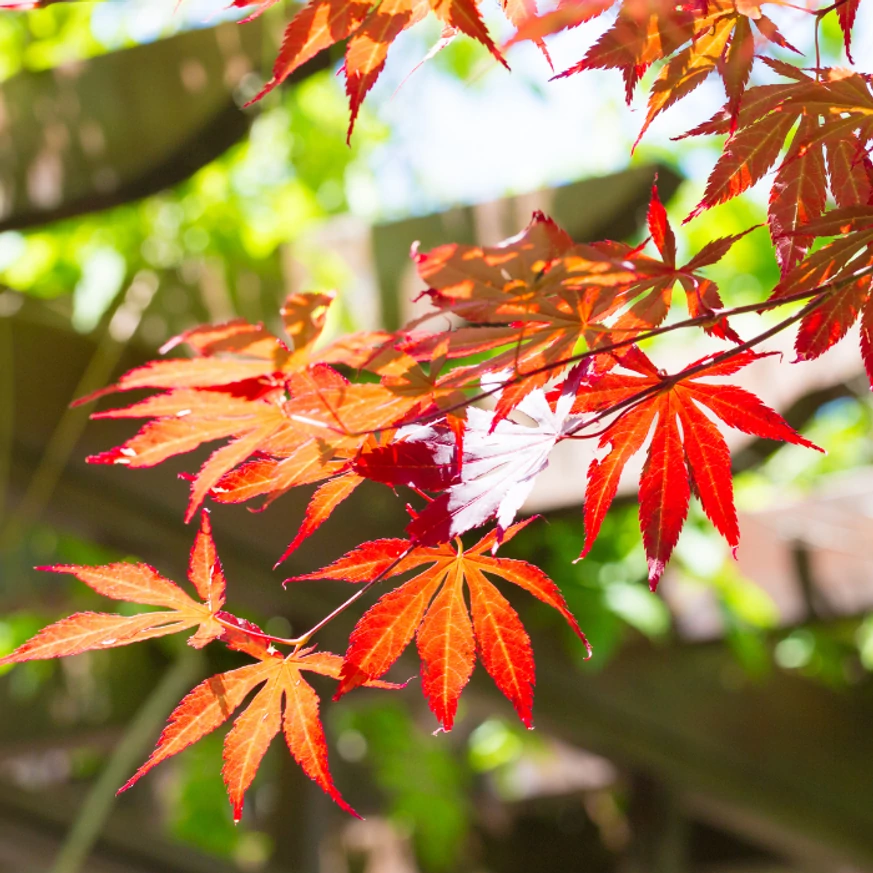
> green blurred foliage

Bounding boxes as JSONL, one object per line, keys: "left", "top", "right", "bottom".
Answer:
{"left": 0, "top": 4, "right": 387, "bottom": 357}
{"left": 738, "top": 396, "right": 873, "bottom": 499}
{"left": 337, "top": 702, "right": 471, "bottom": 871}
{"left": 507, "top": 506, "right": 664, "bottom": 665}
{"left": 169, "top": 732, "right": 251, "bottom": 858}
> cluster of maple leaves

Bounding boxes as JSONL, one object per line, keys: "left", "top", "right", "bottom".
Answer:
{"left": 4, "top": 0, "right": 873, "bottom": 825}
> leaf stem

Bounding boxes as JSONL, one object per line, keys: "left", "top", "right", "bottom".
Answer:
{"left": 287, "top": 545, "right": 417, "bottom": 649}
{"left": 562, "top": 280, "right": 841, "bottom": 440}
{"left": 213, "top": 613, "right": 302, "bottom": 648}
{"left": 409, "top": 268, "right": 873, "bottom": 428}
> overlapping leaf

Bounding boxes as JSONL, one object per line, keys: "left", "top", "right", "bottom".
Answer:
{"left": 120, "top": 644, "right": 390, "bottom": 822}
{"left": 289, "top": 520, "right": 589, "bottom": 730}
{"left": 401, "top": 375, "right": 584, "bottom": 547}
{"left": 81, "top": 293, "right": 457, "bottom": 552}
{"left": 403, "top": 199, "right": 745, "bottom": 419}
{"left": 84, "top": 293, "right": 342, "bottom": 519}
{"left": 687, "top": 66, "right": 873, "bottom": 272}
{"left": 0, "top": 512, "right": 227, "bottom": 663}
{"left": 534, "top": 0, "right": 796, "bottom": 140}
{"left": 770, "top": 206, "right": 873, "bottom": 385}
{"left": 572, "top": 346, "right": 820, "bottom": 589}
{"left": 1, "top": 511, "right": 402, "bottom": 822}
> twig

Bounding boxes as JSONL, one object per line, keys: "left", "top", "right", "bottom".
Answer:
{"left": 562, "top": 286, "right": 836, "bottom": 440}
{"left": 403, "top": 265, "right": 873, "bottom": 429}
{"left": 287, "top": 545, "right": 418, "bottom": 648}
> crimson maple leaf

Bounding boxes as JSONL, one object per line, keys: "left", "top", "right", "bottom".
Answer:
{"left": 288, "top": 520, "right": 589, "bottom": 731}
{"left": 686, "top": 65, "right": 873, "bottom": 275}
{"left": 0, "top": 512, "right": 228, "bottom": 664}
{"left": 835, "top": 0, "right": 862, "bottom": 63}
{"left": 769, "top": 206, "right": 873, "bottom": 385}
{"left": 120, "top": 643, "right": 399, "bottom": 821}
{"left": 572, "top": 346, "right": 821, "bottom": 589}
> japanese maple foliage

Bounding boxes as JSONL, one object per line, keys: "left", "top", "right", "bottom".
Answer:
{"left": 288, "top": 519, "right": 589, "bottom": 730}
{"left": 3, "top": 0, "right": 873, "bottom": 829}
{"left": 570, "top": 346, "right": 820, "bottom": 588}
{"left": 1, "top": 512, "right": 399, "bottom": 820}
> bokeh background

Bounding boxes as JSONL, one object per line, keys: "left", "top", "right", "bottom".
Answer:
{"left": 3, "top": 2, "right": 873, "bottom": 871}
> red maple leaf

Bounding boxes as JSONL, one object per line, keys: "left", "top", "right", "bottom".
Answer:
{"left": 686, "top": 66, "right": 873, "bottom": 270}
{"left": 572, "top": 346, "right": 821, "bottom": 589}
{"left": 770, "top": 206, "right": 873, "bottom": 385}
{"left": 246, "top": 0, "right": 508, "bottom": 138}
{"left": 288, "top": 520, "right": 589, "bottom": 731}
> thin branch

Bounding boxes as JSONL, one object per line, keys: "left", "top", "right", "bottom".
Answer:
{"left": 562, "top": 286, "right": 837, "bottom": 440}
{"left": 287, "top": 545, "right": 417, "bottom": 648}
{"left": 406, "top": 265, "right": 873, "bottom": 429}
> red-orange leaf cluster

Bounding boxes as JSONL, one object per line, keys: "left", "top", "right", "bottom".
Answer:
{"left": 3, "top": 0, "right": 870, "bottom": 829}
{"left": 289, "top": 519, "right": 589, "bottom": 730}
{"left": 2, "top": 513, "right": 399, "bottom": 820}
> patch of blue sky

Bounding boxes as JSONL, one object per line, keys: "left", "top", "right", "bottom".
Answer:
{"left": 90, "top": 0, "right": 245, "bottom": 50}
{"left": 350, "top": 3, "right": 873, "bottom": 222}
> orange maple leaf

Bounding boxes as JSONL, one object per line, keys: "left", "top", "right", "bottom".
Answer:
{"left": 288, "top": 520, "right": 589, "bottom": 731}
{"left": 1, "top": 512, "right": 228, "bottom": 663}
{"left": 120, "top": 644, "right": 400, "bottom": 821}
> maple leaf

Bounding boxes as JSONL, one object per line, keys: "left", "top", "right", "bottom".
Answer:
{"left": 82, "top": 293, "right": 340, "bottom": 520}
{"left": 769, "top": 206, "right": 873, "bottom": 386}
{"left": 551, "top": 0, "right": 796, "bottom": 139}
{"left": 288, "top": 520, "right": 589, "bottom": 731}
{"left": 0, "top": 512, "right": 227, "bottom": 664}
{"left": 835, "top": 0, "right": 861, "bottom": 63}
{"left": 404, "top": 201, "right": 744, "bottom": 419}
{"left": 504, "top": 0, "right": 617, "bottom": 51}
{"left": 119, "top": 644, "right": 400, "bottom": 822}
{"left": 572, "top": 347, "right": 821, "bottom": 589}
{"left": 345, "top": 0, "right": 430, "bottom": 140}
{"left": 247, "top": 0, "right": 507, "bottom": 137}
{"left": 274, "top": 470, "right": 366, "bottom": 564}
{"left": 688, "top": 66, "right": 873, "bottom": 238}
{"left": 82, "top": 295, "right": 423, "bottom": 527}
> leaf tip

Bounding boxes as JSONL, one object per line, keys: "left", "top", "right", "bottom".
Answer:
{"left": 647, "top": 562, "right": 664, "bottom": 592}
